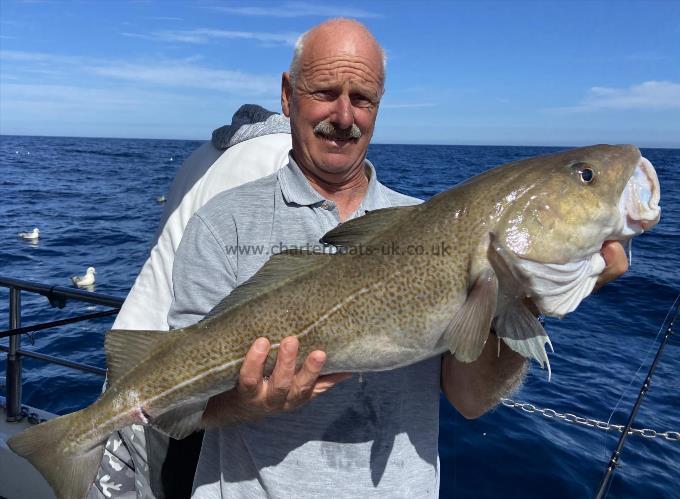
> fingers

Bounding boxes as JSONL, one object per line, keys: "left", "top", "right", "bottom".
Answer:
{"left": 266, "top": 337, "right": 299, "bottom": 408}
{"left": 289, "top": 350, "right": 326, "bottom": 402}
{"left": 595, "top": 241, "right": 629, "bottom": 290}
{"left": 238, "top": 337, "right": 270, "bottom": 398}
{"left": 287, "top": 350, "right": 352, "bottom": 407}
{"left": 207, "top": 336, "right": 351, "bottom": 428}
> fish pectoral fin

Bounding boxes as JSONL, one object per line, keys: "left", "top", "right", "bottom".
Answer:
{"left": 486, "top": 232, "right": 554, "bottom": 379}
{"left": 321, "top": 204, "right": 420, "bottom": 248}
{"left": 494, "top": 303, "right": 554, "bottom": 381}
{"left": 444, "top": 269, "right": 498, "bottom": 362}
{"left": 105, "top": 329, "right": 174, "bottom": 386}
{"left": 151, "top": 400, "right": 209, "bottom": 440}
{"left": 486, "top": 232, "right": 531, "bottom": 296}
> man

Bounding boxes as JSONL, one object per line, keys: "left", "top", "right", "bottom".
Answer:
{"left": 167, "top": 18, "right": 626, "bottom": 497}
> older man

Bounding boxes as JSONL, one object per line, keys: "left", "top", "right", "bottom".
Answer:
{"left": 167, "top": 19, "right": 627, "bottom": 498}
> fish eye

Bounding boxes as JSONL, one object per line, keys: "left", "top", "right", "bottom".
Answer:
{"left": 580, "top": 168, "right": 594, "bottom": 183}
{"left": 571, "top": 162, "right": 596, "bottom": 184}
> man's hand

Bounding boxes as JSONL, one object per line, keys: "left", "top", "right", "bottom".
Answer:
{"left": 595, "top": 240, "right": 629, "bottom": 290}
{"left": 202, "top": 336, "right": 351, "bottom": 428}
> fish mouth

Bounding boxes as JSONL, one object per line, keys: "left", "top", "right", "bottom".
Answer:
{"left": 618, "top": 156, "right": 661, "bottom": 237}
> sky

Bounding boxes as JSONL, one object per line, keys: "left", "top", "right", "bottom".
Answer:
{"left": 0, "top": 0, "right": 679, "bottom": 147}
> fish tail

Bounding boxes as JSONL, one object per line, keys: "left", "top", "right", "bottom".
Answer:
{"left": 7, "top": 411, "right": 105, "bottom": 499}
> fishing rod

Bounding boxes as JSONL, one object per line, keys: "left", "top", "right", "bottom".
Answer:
{"left": 594, "top": 292, "right": 680, "bottom": 499}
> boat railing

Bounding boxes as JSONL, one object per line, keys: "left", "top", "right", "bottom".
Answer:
{"left": 0, "top": 276, "right": 124, "bottom": 422}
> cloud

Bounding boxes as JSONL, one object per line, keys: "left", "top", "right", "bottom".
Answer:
{"left": 0, "top": 49, "right": 84, "bottom": 65}
{"left": 89, "top": 62, "right": 279, "bottom": 94}
{"left": 0, "top": 83, "right": 148, "bottom": 111}
{"left": 213, "top": 1, "right": 382, "bottom": 18}
{"left": 551, "top": 81, "right": 680, "bottom": 113}
{"left": 122, "top": 28, "right": 298, "bottom": 46}
{"left": 0, "top": 50, "right": 279, "bottom": 95}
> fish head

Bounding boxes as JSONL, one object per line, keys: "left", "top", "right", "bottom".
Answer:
{"left": 473, "top": 145, "right": 661, "bottom": 372}
{"left": 482, "top": 144, "right": 661, "bottom": 321}
{"left": 494, "top": 144, "right": 660, "bottom": 266}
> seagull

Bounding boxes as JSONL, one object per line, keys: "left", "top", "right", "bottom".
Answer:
{"left": 18, "top": 228, "right": 40, "bottom": 240}
{"left": 71, "top": 267, "right": 96, "bottom": 288}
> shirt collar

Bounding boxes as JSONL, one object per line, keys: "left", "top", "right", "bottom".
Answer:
{"left": 278, "top": 153, "right": 326, "bottom": 206}
{"left": 358, "top": 158, "right": 390, "bottom": 213}
{"left": 279, "top": 153, "right": 389, "bottom": 212}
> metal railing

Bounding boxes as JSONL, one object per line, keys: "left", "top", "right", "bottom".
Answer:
{"left": 0, "top": 276, "right": 124, "bottom": 422}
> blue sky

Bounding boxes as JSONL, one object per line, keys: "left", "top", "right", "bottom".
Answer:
{"left": 1, "top": 0, "right": 678, "bottom": 147}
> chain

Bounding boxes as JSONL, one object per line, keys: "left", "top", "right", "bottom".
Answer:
{"left": 500, "top": 398, "right": 680, "bottom": 442}
{"left": 4, "top": 405, "right": 48, "bottom": 425}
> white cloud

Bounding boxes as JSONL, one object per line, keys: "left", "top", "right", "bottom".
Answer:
{"left": 122, "top": 28, "right": 298, "bottom": 46}
{"left": 0, "top": 50, "right": 279, "bottom": 96}
{"left": 551, "top": 81, "right": 680, "bottom": 113}
{"left": 0, "top": 83, "right": 147, "bottom": 111}
{"left": 89, "top": 62, "right": 279, "bottom": 94}
{"left": 0, "top": 81, "right": 232, "bottom": 138}
{"left": 213, "top": 1, "right": 382, "bottom": 18}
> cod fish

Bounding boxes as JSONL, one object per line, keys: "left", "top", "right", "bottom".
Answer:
{"left": 9, "top": 144, "right": 661, "bottom": 499}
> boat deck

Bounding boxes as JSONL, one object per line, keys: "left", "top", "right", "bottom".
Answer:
{"left": 1, "top": 396, "right": 56, "bottom": 499}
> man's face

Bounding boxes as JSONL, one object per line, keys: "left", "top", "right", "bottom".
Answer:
{"left": 282, "top": 38, "right": 383, "bottom": 180}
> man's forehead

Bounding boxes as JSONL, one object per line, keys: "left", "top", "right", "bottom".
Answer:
{"left": 300, "top": 54, "right": 383, "bottom": 87}
{"left": 301, "top": 24, "right": 383, "bottom": 75}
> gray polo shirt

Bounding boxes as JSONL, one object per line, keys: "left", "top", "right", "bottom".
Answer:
{"left": 168, "top": 155, "right": 442, "bottom": 498}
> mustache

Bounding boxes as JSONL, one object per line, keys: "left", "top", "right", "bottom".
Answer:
{"left": 313, "top": 120, "right": 362, "bottom": 140}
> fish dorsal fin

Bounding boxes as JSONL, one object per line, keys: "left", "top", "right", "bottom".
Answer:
{"left": 202, "top": 250, "right": 331, "bottom": 322}
{"left": 105, "top": 329, "right": 174, "bottom": 386}
{"left": 321, "top": 205, "right": 420, "bottom": 248}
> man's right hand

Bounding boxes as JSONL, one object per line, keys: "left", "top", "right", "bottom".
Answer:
{"left": 201, "top": 336, "right": 352, "bottom": 428}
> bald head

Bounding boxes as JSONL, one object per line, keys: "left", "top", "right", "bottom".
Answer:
{"left": 289, "top": 19, "right": 386, "bottom": 90}
{"left": 280, "top": 18, "right": 385, "bottom": 192}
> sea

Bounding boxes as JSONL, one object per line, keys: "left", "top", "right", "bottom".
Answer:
{"left": 1, "top": 135, "right": 678, "bottom": 499}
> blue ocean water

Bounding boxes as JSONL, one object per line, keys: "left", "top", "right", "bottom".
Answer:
{"left": 1, "top": 135, "right": 678, "bottom": 498}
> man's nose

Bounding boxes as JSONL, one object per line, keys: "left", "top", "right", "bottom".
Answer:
{"left": 329, "top": 94, "right": 354, "bottom": 130}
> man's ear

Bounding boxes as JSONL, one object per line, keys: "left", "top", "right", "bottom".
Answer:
{"left": 281, "top": 72, "right": 293, "bottom": 117}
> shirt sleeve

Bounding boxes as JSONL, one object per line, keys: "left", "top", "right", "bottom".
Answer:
{"left": 167, "top": 212, "right": 238, "bottom": 330}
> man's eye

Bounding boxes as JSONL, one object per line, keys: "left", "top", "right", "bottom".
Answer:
{"left": 351, "top": 94, "right": 373, "bottom": 107}
{"left": 313, "top": 90, "right": 334, "bottom": 100}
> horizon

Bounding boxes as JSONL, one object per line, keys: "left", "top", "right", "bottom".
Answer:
{"left": 4, "top": 132, "right": 679, "bottom": 151}
{"left": 1, "top": 1, "right": 679, "bottom": 148}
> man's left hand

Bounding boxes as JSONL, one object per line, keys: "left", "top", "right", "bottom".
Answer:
{"left": 596, "top": 240, "right": 629, "bottom": 290}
